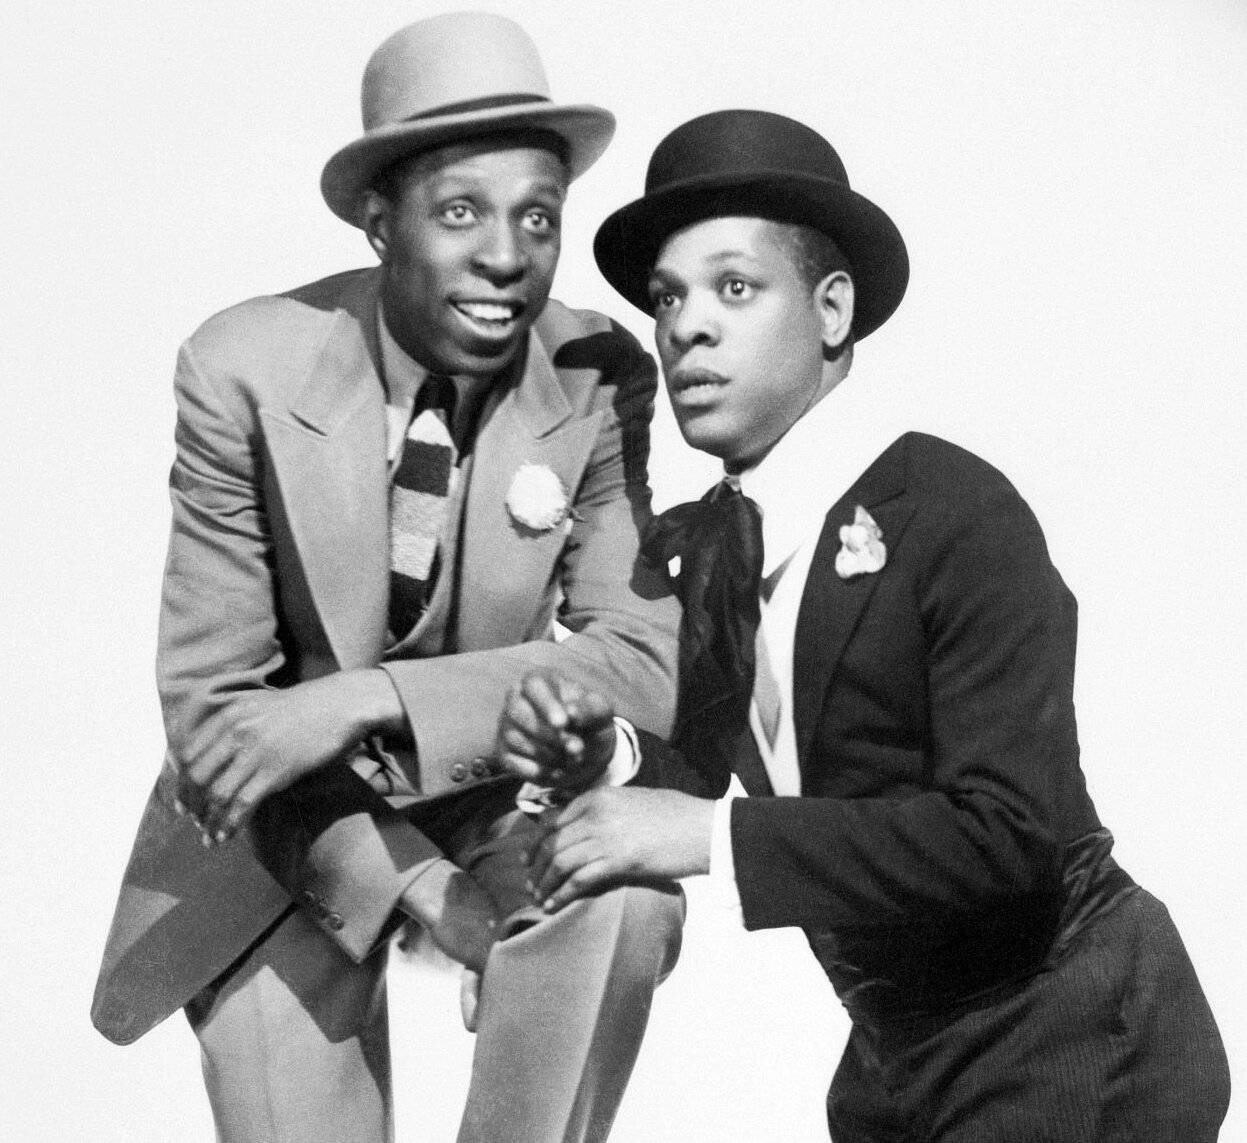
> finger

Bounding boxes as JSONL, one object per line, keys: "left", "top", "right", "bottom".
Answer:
{"left": 496, "top": 751, "right": 546, "bottom": 783}
{"left": 499, "top": 692, "right": 556, "bottom": 746}
{"left": 540, "top": 857, "right": 615, "bottom": 913}
{"left": 549, "top": 790, "right": 596, "bottom": 827}
{"left": 523, "top": 815, "right": 579, "bottom": 893}
{"left": 519, "top": 673, "right": 572, "bottom": 732}
{"left": 181, "top": 703, "right": 245, "bottom": 777}
{"left": 498, "top": 720, "right": 562, "bottom": 768}
{"left": 530, "top": 832, "right": 599, "bottom": 902}
{"left": 174, "top": 770, "right": 212, "bottom": 828}
{"left": 559, "top": 683, "right": 613, "bottom": 733}
{"left": 523, "top": 831, "right": 555, "bottom": 890}
{"left": 198, "top": 760, "right": 257, "bottom": 843}
{"left": 212, "top": 772, "right": 269, "bottom": 844}
{"left": 183, "top": 731, "right": 238, "bottom": 793}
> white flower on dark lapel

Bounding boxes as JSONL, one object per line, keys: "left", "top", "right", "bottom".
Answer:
{"left": 835, "top": 505, "right": 886, "bottom": 579}
{"left": 506, "top": 463, "right": 572, "bottom": 533}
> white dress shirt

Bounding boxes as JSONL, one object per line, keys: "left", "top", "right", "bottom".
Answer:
{"left": 709, "top": 371, "right": 907, "bottom": 918}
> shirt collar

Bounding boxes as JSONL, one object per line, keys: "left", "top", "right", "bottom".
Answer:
{"left": 735, "top": 370, "right": 903, "bottom": 576}
{"left": 377, "top": 310, "right": 431, "bottom": 415}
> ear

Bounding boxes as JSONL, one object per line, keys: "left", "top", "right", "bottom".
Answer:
{"left": 361, "top": 190, "right": 392, "bottom": 264}
{"left": 815, "top": 270, "right": 854, "bottom": 351}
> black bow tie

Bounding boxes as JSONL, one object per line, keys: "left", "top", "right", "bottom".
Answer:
{"left": 643, "top": 481, "right": 764, "bottom": 744}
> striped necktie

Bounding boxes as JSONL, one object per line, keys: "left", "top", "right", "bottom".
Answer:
{"left": 389, "top": 375, "right": 456, "bottom": 640}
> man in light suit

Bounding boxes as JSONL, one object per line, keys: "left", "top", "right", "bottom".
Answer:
{"left": 502, "top": 111, "right": 1230, "bottom": 1140}
{"left": 91, "top": 14, "right": 683, "bottom": 1142}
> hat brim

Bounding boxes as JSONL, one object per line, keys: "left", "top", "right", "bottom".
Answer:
{"left": 593, "top": 173, "right": 909, "bottom": 340}
{"left": 322, "top": 102, "right": 615, "bottom": 226}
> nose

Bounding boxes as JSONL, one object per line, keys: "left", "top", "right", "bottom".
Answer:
{"left": 663, "top": 293, "right": 718, "bottom": 353}
{"left": 472, "top": 220, "right": 527, "bottom": 283}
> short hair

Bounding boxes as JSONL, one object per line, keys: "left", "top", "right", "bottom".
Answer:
{"left": 370, "top": 128, "right": 572, "bottom": 203}
{"left": 772, "top": 222, "right": 852, "bottom": 291}
{"left": 771, "top": 220, "right": 855, "bottom": 360}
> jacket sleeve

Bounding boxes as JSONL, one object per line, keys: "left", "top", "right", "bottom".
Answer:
{"left": 629, "top": 728, "right": 731, "bottom": 798}
{"left": 157, "top": 333, "right": 447, "bottom": 959}
{"left": 157, "top": 337, "right": 286, "bottom": 745}
{"left": 731, "top": 476, "right": 1080, "bottom": 935}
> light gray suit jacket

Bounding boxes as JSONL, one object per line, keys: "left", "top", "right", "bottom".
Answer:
{"left": 92, "top": 267, "right": 679, "bottom": 1044}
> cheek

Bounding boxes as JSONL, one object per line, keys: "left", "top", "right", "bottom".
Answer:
{"left": 654, "top": 330, "right": 677, "bottom": 373}
{"left": 528, "top": 245, "right": 560, "bottom": 296}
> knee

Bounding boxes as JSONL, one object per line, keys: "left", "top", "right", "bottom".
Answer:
{"left": 613, "top": 882, "right": 686, "bottom": 984}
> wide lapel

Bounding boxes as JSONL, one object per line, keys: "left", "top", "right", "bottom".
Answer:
{"left": 260, "top": 276, "right": 390, "bottom": 670}
{"left": 792, "top": 434, "right": 917, "bottom": 766}
{"left": 456, "top": 332, "right": 602, "bottom": 650}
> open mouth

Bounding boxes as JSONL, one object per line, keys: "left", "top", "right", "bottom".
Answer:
{"left": 452, "top": 299, "right": 525, "bottom": 332}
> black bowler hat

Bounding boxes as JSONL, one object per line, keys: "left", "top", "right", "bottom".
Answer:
{"left": 593, "top": 110, "right": 909, "bottom": 339}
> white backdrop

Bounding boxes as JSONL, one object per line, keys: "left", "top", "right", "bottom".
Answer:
{"left": 2, "top": 2, "right": 1243, "bottom": 1139}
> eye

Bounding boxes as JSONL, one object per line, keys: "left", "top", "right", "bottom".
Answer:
{"left": 524, "top": 208, "right": 560, "bottom": 234}
{"left": 647, "top": 281, "right": 679, "bottom": 310}
{"left": 722, "top": 277, "right": 754, "bottom": 301}
{"left": 441, "top": 202, "right": 476, "bottom": 226}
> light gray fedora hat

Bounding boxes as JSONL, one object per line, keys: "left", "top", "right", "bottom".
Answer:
{"left": 322, "top": 11, "right": 616, "bottom": 226}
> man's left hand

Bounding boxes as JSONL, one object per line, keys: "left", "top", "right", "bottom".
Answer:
{"left": 525, "top": 786, "right": 714, "bottom": 911}
{"left": 496, "top": 672, "right": 617, "bottom": 794}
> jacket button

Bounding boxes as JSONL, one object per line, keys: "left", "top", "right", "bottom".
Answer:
{"left": 450, "top": 760, "right": 469, "bottom": 783}
{"left": 470, "top": 757, "right": 490, "bottom": 778}
{"left": 326, "top": 912, "right": 345, "bottom": 931}
{"left": 301, "top": 889, "right": 318, "bottom": 906}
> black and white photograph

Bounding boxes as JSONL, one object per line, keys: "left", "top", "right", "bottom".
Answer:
{"left": 3, "top": 2, "right": 1243, "bottom": 1139}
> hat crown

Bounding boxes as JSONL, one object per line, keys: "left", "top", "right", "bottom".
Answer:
{"left": 646, "top": 110, "right": 850, "bottom": 195}
{"left": 361, "top": 12, "right": 551, "bottom": 131}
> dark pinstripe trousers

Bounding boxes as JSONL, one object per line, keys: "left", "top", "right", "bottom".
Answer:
{"left": 826, "top": 888, "right": 1230, "bottom": 1142}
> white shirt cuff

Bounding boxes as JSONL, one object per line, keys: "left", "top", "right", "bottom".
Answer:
{"left": 709, "top": 792, "right": 745, "bottom": 923}
{"left": 606, "top": 716, "right": 641, "bottom": 785}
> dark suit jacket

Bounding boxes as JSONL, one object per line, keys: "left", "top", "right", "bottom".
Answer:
{"left": 92, "top": 267, "right": 679, "bottom": 1044}
{"left": 638, "top": 432, "right": 1105, "bottom": 1018}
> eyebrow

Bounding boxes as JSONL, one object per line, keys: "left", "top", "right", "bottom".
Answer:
{"left": 428, "top": 173, "right": 568, "bottom": 201}
{"left": 653, "top": 247, "right": 761, "bottom": 275}
{"left": 704, "top": 248, "right": 759, "bottom": 263}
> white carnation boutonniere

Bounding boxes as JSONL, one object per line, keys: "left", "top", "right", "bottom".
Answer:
{"left": 835, "top": 505, "right": 886, "bottom": 580}
{"left": 505, "top": 463, "right": 574, "bottom": 534}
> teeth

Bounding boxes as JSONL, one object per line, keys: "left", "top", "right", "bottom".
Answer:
{"left": 457, "top": 302, "right": 517, "bottom": 323}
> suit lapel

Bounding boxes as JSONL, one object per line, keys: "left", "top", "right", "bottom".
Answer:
{"left": 456, "top": 332, "right": 602, "bottom": 650}
{"left": 260, "top": 276, "right": 390, "bottom": 670}
{"left": 792, "top": 434, "right": 917, "bottom": 766}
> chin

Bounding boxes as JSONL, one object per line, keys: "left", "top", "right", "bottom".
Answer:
{"left": 676, "top": 427, "right": 731, "bottom": 463}
{"left": 446, "top": 339, "right": 524, "bottom": 379}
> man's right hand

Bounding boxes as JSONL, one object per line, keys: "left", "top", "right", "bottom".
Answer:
{"left": 495, "top": 672, "right": 617, "bottom": 794}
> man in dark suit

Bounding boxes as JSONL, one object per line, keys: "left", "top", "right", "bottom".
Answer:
{"left": 91, "top": 14, "right": 683, "bottom": 1142}
{"left": 501, "top": 110, "right": 1230, "bottom": 1140}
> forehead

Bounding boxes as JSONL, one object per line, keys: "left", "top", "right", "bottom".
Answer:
{"left": 398, "top": 137, "right": 569, "bottom": 196}
{"left": 653, "top": 216, "right": 795, "bottom": 275}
